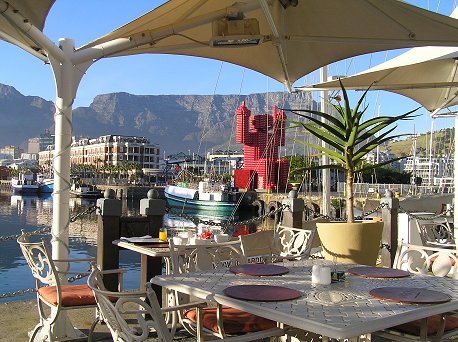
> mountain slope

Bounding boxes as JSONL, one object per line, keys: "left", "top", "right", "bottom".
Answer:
{"left": 0, "top": 84, "right": 54, "bottom": 148}
{"left": 0, "top": 83, "right": 313, "bottom": 153}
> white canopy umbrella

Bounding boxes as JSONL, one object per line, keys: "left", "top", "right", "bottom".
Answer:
{"left": 297, "top": 22, "right": 458, "bottom": 231}
{"left": 82, "top": 0, "right": 458, "bottom": 91}
{"left": 4, "top": 1, "right": 458, "bottom": 338}
{"left": 297, "top": 45, "right": 458, "bottom": 114}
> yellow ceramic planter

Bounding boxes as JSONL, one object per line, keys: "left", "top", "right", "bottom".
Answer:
{"left": 316, "top": 221, "right": 384, "bottom": 266}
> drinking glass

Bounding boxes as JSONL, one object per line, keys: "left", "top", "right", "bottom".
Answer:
{"left": 159, "top": 228, "right": 168, "bottom": 241}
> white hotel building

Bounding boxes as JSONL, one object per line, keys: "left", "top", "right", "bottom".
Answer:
{"left": 39, "top": 134, "right": 160, "bottom": 171}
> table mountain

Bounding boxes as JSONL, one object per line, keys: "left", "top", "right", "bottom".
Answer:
{"left": 0, "top": 83, "right": 314, "bottom": 153}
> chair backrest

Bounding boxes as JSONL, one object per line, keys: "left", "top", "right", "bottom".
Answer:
{"left": 273, "top": 225, "right": 317, "bottom": 259}
{"left": 169, "top": 239, "right": 246, "bottom": 274}
{"left": 88, "top": 265, "right": 172, "bottom": 342}
{"left": 413, "top": 217, "right": 455, "bottom": 248}
{"left": 238, "top": 230, "right": 275, "bottom": 263}
{"left": 17, "top": 233, "right": 59, "bottom": 288}
{"left": 393, "top": 240, "right": 458, "bottom": 278}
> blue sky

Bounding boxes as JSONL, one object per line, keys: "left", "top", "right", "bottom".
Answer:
{"left": 0, "top": 0, "right": 457, "bottom": 136}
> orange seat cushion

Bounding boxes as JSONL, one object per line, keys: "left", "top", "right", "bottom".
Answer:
{"left": 38, "top": 284, "right": 96, "bottom": 307}
{"left": 394, "top": 314, "right": 458, "bottom": 336}
{"left": 429, "top": 254, "right": 457, "bottom": 266}
{"left": 184, "top": 306, "right": 276, "bottom": 334}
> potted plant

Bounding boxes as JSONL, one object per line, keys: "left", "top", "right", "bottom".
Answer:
{"left": 284, "top": 80, "right": 418, "bottom": 265}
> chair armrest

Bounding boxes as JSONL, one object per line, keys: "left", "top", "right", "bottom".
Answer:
{"left": 91, "top": 286, "right": 148, "bottom": 298}
{"left": 53, "top": 258, "right": 96, "bottom": 263}
{"left": 57, "top": 269, "right": 125, "bottom": 276}
{"left": 57, "top": 271, "right": 91, "bottom": 276}
{"left": 160, "top": 301, "right": 207, "bottom": 313}
{"left": 99, "top": 268, "right": 127, "bottom": 275}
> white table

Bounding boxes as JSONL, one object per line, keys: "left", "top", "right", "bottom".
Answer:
{"left": 151, "top": 259, "right": 458, "bottom": 340}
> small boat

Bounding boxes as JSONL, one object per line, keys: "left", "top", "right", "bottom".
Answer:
{"left": 164, "top": 179, "right": 238, "bottom": 217}
{"left": 37, "top": 174, "right": 54, "bottom": 193}
{"left": 69, "top": 183, "right": 102, "bottom": 198}
{"left": 11, "top": 173, "right": 39, "bottom": 194}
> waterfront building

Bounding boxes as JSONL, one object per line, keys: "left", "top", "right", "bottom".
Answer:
{"left": 0, "top": 145, "right": 22, "bottom": 159}
{"left": 27, "top": 130, "right": 54, "bottom": 154}
{"left": 163, "top": 152, "right": 206, "bottom": 176}
{"left": 7, "top": 159, "right": 38, "bottom": 170}
{"left": 162, "top": 150, "right": 243, "bottom": 179}
{"left": 206, "top": 149, "right": 244, "bottom": 176}
{"left": 364, "top": 150, "right": 401, "bottom": 170}
{"left": 39, "top": 134, "right": 160, "bottom": 172}
{"left": 402, "top": 156, "right": 454, "bottom": 186}
{"left": 27, "top": 138, "right": 40, "bottom": 154}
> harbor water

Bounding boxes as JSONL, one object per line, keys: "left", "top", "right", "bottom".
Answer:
{"left": 0, "top": 192, "right": 147, "bottom": 303}
{"left": 0, "top": 191, "right": 259, "bottom": 303}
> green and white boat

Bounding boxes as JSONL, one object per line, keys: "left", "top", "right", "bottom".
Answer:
{"left": 164, "top": 180, "right": 238, "bottom": 217}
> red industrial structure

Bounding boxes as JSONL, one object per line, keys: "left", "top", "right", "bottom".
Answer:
{"left": 234, "top": 101, "right": 289, "bottom": 190}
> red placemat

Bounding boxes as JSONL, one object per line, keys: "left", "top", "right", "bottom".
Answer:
{"left": 370, "top": 287, "right": 451, "bottom": 304}
{"left": 229, "top": 264, "right": 289, "bottom": 276}
{"left": 223, "top": 285, "right": 302, "bottom": 302}
{"left": 347, "top": 266, "right": 410, "bottom": 278}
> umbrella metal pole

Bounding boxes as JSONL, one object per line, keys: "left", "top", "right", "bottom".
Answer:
{"left": 46, "top": 38, "right": 93, "bottom": 340}
{"left": 454, "top": 116, "right": 458, "bottom": 237}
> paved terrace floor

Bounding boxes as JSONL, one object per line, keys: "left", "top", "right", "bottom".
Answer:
{"left": 1, "top": 300, "right": 392, "bottom": 341}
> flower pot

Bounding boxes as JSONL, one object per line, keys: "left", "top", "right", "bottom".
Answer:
{"left": 316, "top": 221, "right": 383, "bottom": 266}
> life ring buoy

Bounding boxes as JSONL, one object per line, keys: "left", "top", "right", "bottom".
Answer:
{"left": 251, "top": 199, "right": 265, "bottom": 216}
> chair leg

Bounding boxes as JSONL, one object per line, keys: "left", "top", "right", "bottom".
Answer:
{"left": 196, "top": 307, "right": 204, "bottom": 342}
{"left": 87, "top": 317, "right": 99, "bottom": 342}
{"left": 28, "top": 323, "right": 42, "bottom": 342}
{"left": 432, "top": 314, "right": 446, "bottom": 342}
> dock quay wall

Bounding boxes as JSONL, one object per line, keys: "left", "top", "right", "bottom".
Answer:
{"left": 97, "top": 185, "right": 165, "bottom": 199}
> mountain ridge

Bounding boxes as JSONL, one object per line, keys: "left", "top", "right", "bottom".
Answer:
{"left": 0, "top": 83, "right": 313, "bottom": 154}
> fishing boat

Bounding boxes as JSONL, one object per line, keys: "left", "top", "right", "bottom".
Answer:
{"left": 11, "top": 173, "right": 39, "bottom": 194}
{"left": 164, "top": 179, "right": 238, "bottom": 217}
{"left": 69, "top": 183, "right": 102, "bottom": 198}
{"left": 37, "top": 174, "right": 54, "bottom": 193}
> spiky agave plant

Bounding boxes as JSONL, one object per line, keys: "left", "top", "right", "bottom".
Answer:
{"left": 285, "top": 80, "right": 418, "bottom": 222}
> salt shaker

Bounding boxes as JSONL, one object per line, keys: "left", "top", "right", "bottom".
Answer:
{"left": 311, "top": 264, "right": 321, "bottom": 284}
{"left": 319, "top": 266, "right": 332, "bottom": 285}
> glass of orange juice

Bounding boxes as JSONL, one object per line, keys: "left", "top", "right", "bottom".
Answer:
{"left": 159, "top": 228, "right": 167, "bottom": 241}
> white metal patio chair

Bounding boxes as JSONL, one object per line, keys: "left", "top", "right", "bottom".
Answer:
{"left": 273, "top": 225, "right": 318, "bottom": 260}
{"left": 373, "top": 241, "right": 458, "bottom": 341}
{"left": 239, "top": 225, "right": 319, "bottom": 264}
{"left": 168, "top": 239, "right": 283, "bottom": 341}
{"left": 17, "top": 231, "right": 124, "bottom": 342}
{"left": 88, "top": 264, "right": 204, "bottom": 342}
{"left": 413, "top": 217, "right": 455, "bottom": 248}
{"left": 238, "top": 230, "right": 275, "bottom": 263}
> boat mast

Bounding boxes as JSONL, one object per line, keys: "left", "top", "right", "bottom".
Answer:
{"left": 320, "top": 66, "right": 331, "bottom": 216}
{"left": 428, "top": 120, "right": 434, "bottom": 187}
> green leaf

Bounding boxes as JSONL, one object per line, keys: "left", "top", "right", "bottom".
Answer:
{"left": 296, "top": 123, "right": 345, "bottom": 153}
{"left": 355, "top": 155, "right": 408, "bottom": 173}
{"left": 293, "top": 140, "right": 346, "bottom": 164}
{"left": 284, "top": 109, "right": 345, "bottom": 131}
{"left": 287, "top": 115, "right": 346, "bottom": 142}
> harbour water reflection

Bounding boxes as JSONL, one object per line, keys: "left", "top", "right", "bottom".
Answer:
{"left": 0, "top": 192, "right": 143, "bottom": 303}
{"left": 0, "top": 192, "right": 261, "bottom": 302}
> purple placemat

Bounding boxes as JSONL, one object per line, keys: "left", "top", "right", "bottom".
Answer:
{"left": 347, "top": 266, "right": 410, "bottom": 278}
{"left": 229, "top": 263, "right": 289, "bottom": 276}
{"left": 370, "top": 287, "right": 451, "bottom": 304}
{"left": 224, "top": 285, "right": 302, "bottom": 302}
